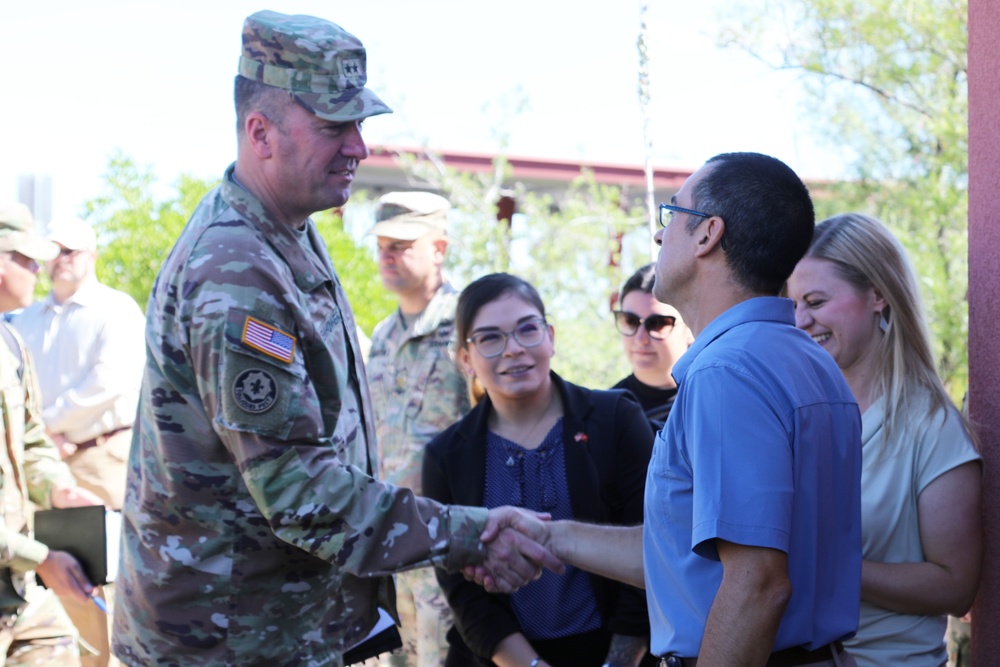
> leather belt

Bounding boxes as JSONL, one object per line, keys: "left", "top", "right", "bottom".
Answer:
{"left": 75, "top": 425, "right": 131, "bottom": 450}
{"left": 660, "top": 641, "right": 845, "bottom": 667}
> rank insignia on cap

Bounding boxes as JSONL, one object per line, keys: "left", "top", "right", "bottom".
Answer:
{"left": 242, "top": 316, "right": 295, "bottom": 363}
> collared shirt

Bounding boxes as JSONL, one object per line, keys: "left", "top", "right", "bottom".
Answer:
{"left": 643, "top": 297, "right": 862, "bottom": 657}
{"left": 0, "top": 323, "right": 75, "bottom": 609}
{"left": 367, "top": 284, "right": 469, "bottom": 494}
{"left": 11, "top": 278, "right": 145, "bottom": 443}
{"left": 112, "top": 164, "right": 487, "bottom": 667}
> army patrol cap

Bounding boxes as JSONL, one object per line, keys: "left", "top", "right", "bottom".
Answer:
{"left": 239, "top": 10, "right": 392, "bottom": 122}
{"left": 47, "top": 217, "right": 98, "bottom": 252}
{"left": 369, "top": 192, "right": 450, "bottom": 240}
{"left": 0, "top": 203, "right": 59, "bottom": 261}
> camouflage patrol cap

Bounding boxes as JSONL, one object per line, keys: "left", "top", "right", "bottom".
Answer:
{"left": 0, "top": 203, "right": 59, "bottom": 261}
{"left": 239, "top": 10, "right": 392, "bottom": 122}
{"left": 369, "top": 191, "right": 451, "bottom": 240}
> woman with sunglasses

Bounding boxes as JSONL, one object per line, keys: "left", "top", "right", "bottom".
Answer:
{"left": 786, "top": 214, "right": 982, "bottom": 667}
{"left": 422, "top": 273, "right": 657, "bottom": 667}
{"left": 611, "top": 264, "right": 693, "bottom": 431}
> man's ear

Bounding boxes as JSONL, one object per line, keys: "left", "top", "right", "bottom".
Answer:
{"left": 244, "top": 112, "right": 275, "bottom": 159}
{"left": 433, "top": 236, "right": 449, "bottom": 261}
{"left": 693, "top": 216, "right": 726, "bottom": 258}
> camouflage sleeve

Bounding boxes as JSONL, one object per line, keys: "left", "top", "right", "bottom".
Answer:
{"left": 0, "top": 530, "right": 50, "bottom": 574}
{"left": 16, "top": 332, "right": 75, "bottom": 508}
{"left": 241, "top": 442, "right": 487, "bottom": 575}
{"left": 190, "top": 269, "right": 486, "bottom": 577}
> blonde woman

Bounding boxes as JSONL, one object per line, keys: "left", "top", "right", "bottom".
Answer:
{"left": 786, "top": 213, "right": 982, "bottom": 667}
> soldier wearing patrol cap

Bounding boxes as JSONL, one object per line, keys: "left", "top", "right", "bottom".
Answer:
{"left": 111, "top": 12, "right": 559, "bottom": 667}
{"left": 366, "top": 192, "right": 470, "bottom": 667}
{"left": 0, "top": 204, "right": 107, "bottom": 667}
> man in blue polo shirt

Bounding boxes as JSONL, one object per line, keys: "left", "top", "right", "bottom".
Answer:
{"left": 477, "top": 152, "right": 862, "bottom": 666}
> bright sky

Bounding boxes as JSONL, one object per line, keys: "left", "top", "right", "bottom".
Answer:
{"left": 2, "top": 0, "right": 849, "bottom": 224}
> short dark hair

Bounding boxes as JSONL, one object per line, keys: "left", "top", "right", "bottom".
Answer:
{"left": 691, "top": 152, "right": 814, "bottom": 295}
{"left": 234, "top": 75, "right": 289, "bottom": 136}
{"left": 455, "top": 273, "right": 547, "bottom": 351}
{"left": 619, "top": 263, "right": 656, "bottom": 302}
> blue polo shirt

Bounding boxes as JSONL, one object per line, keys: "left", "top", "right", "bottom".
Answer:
{"left": 643, "top": 297, "right": 861, "bottom": 657}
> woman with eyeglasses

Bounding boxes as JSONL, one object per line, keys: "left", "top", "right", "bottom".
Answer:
{"left": 422, "top": 273, "right": 657, "bottom": 667}
{"left": 786, "top": 214, "right": 982, "bottom": 667}
{"left": 611, "top": 264, "right": 693, "bottom": 431}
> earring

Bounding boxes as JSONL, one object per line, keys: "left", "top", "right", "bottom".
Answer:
{"left": 879, "top": 311, "right": 890, "bottom": 333}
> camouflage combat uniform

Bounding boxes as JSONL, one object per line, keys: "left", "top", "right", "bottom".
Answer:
{"left": 367, "top": 286, "right": 470, "bottom": 666}
{"left": 112, "top": 167, "right": 488, "bottom": 667}
{"left": 0, "top": 323, "right": 80, "bottom": 666}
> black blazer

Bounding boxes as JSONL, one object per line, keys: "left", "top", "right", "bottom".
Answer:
{"left": 422, "top": 372, "right": 655, "bottom": 663}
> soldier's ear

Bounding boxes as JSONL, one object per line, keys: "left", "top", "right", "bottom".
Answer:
{"left": 244, "top": 112, "right": 274, "bottom": 159}
{"left": 433, "top": 236, "right": 448, "bottom": 259}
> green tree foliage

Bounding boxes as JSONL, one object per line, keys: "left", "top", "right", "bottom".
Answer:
{"left": 80, "top": 154, "right": 394, "bottom": 333}
{"left": 395, "top": 150, "right": 651, "bottom": 388}
{"left": 82, "top": 153, "right": 214, "bottom": 309}
{"left": 719, "top": 0, "right": 969, "bottom": 398}
{"left": 312, "top": 203, "right": 396, "bottom": 335}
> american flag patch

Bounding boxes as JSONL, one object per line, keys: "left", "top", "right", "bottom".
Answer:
{"left": 242, "top": 316, "right": 295, "bottom": 363}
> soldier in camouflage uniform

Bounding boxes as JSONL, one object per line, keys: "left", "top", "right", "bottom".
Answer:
{"left": 366, "top": 192, "right": 470, "bottom": 667}
{"left": 111, "top": 12, "right": 557, "bottom": 667}
{"left": 0, "top": 204, "right": 107, "bottom": 667}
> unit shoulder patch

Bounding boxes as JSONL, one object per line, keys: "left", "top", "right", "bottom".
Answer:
{"left": 233, "top": 368, "right": 278, "bottom": 413}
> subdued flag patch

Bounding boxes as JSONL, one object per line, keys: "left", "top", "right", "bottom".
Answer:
{"left": 242, "top": 316, "right": 295, "bottom": 363}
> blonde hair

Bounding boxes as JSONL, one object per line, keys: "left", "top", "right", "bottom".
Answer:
{"left": 805, "top": 213, "right": 969, "bottom": 452}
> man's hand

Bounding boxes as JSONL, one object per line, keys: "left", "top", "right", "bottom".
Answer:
{"left": 35, "top": 550, "right": 95, "bottom": 604}
{"left": 470, "top": 506, "right": 564, "bottom": 594}
{"left": 49, "top": 433, "right": 76, "bottom": 460}
{"left": 50, "top": 485, "right": 105, "bottom": 508}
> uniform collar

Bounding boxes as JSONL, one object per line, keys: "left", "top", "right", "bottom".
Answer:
{"left": 394, "top": 282, "right": 459, "bottom": 339}
{"left": 221, "top": 164, "right": 333, "bottom": 293}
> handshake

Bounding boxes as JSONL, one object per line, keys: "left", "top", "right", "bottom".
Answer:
{"left": 468, "top": 506, "right": 564, "bottom": 594}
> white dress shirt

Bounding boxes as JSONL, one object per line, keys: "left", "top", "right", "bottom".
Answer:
{"left": 12, "top": 277, "right": 146, "bottom": 443}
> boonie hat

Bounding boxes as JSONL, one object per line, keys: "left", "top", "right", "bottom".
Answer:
{"left": 47, "top": 218, "right": 98, "bottom": 252}
{"left": 369, "top": 192, "right": 450, "bottom": 240}
{"left": 238, "top": 10, "right": 392, "bottom": 122}
{"left": 0, "top": 203, "right": 59, "bottom": 261}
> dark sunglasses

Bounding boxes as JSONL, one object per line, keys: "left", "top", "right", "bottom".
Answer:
{"left": 613, "top": 310, "right": 676, "bottom": 339}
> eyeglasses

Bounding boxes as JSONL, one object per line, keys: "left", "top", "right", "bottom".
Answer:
{"left": 466, "top": 318, "right": 548, "bottom": 358}
{"left": 658, "top": 203, "right": 726, "bottom": 251}
{"left": 659, "top": 203, "right": 713, "bottom": 228}
{"left": 613, "top": 310, "right": 676, "bottom": 339}
{"left": 55, "top": 247, "right": 81, "bottom": 258}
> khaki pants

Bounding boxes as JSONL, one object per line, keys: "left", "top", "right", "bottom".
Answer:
{"left": 0, "top": 588, "right": 80, "bottom": 667}
{"left": 58, "top": 586, "right": 119, "bottom": 667}
{"left": 64, "top": 428, "right": 131, "bottom": 510}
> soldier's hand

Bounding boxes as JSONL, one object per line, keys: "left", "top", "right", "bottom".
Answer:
{"left": 35, "top": 550, "right": 95, "bottom": 604}
{"left": 51, "top": 485, "right": 105, "bottom": 508}
{"left": 473, "top": 507, "right": 564, "bottom": 594}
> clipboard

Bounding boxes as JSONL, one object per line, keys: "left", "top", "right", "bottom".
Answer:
{"left": 34, "top": 506, "right": 120, "bottom": 586}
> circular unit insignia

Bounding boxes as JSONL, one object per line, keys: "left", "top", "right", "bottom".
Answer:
{"left": 233, "top": 368, "right": 278, "bottom": 414}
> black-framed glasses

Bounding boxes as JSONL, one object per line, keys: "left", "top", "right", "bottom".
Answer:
{"left": 658, "top": 203, "right": 727, "bottom": 251}
{"left": 466, "top": 318, "right": 548, "bottom": 358}
{"left": 613, "top": 310, "right": 676, "bottom": 339}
